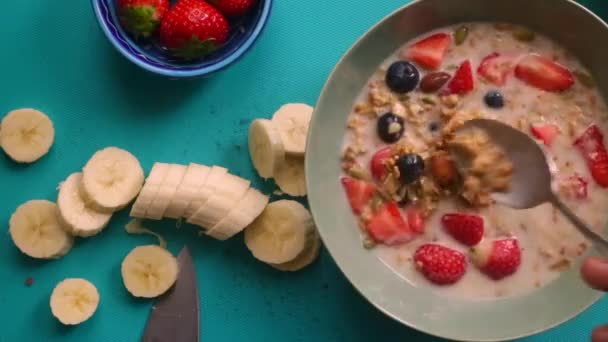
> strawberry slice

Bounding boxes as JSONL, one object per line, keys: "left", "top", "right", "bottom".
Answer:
{"left": 370, "top": 147, "right": 393, "bottom": 181}
{"left": 574, "top": 124, "right": 608, "bottom": 187}
{"left": 441, "top": 213, "right": 484, "bottom": 246}
{"left": 414, "top": 244, "right": 467, "bottom": 285}
{"left": 366, "top": 202, "right": 415, "bottom": 245}
{"left": 562, "top": 174, "right": 588, "bottom": 199}
{"left": 477, "top": 53, "right": 516, "bottom": 86}
{"left": 403, "top": 33, "right": 451, "bottom": 70}
{"left": 341, "top": 177, "right": 376, "bottom": 215}
{"left": 406, "top": 206, "right": 425, "bottom": 234}
{"left": 471, "top": 238, "right": 521, "bottom": 280}
{"left": 445, "top": 60, "right": 474, "bottom": 95}
{"left": 515, "top": 54, "right": 574, "bottom": 92}
{"left": 530, "top": 123, "right": 560, "bottom": 146}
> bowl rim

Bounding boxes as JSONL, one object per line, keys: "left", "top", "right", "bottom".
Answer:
{"left": 90, "top": 0, "right": 272, "bottom": 78}
{"left": 306, "top": 0, "right": 607, "bottom": 340}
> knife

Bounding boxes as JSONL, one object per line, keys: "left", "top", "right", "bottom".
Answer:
{"left": 142, "top": 246, "right": 200, "bottom": 342}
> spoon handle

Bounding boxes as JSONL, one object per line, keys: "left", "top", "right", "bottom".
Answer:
{"left": 550, "top": 195, "right": 608, "bottom": 255}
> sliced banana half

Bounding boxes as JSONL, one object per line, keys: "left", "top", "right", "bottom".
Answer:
{"left": 206, "top": 187, "right": 269, "bottom": 241}
{"left": 244, "top": 200, "right": 315, "bottom": 264}
{"left": 146, "top": 164, "right": 187, "bottom": 220}
{"left": 272, "top": 103, "right": 313, "bottom": 156}
{"left": 58, "top": 173, "right": 112, "bottom": 237}
{"left": 50, "top": 278, "right": 100, "bottom": 325}
{"left": 130, "top": 162, "right": 170, "bottom": 219}
{"left": 121, "top": 245, "right": 179, "bottom": 298}
{"left": 249, "top": 119, "right": 285, "bottom": 179}
{"left": 0, "top": 108, "right": 55, "bottom": 163}
{"left": 82, "top": 147, "right": 144, "bottom": 212}
{"left": 187, "top": 172, "right": 250, "bottom": 229}
{"left": 165, "top": 163, "right": 210, "bottom": 219}
{"left": 184, "top": 165, "right": 227, "bottom": 219}
{"left": 271, "top": 229, "right": 321, "bottom": 272}
{"left": 274, "top": 156, "right": 307, "bottom": 196}
{"left": 9, "top": 200, "right": 73, "bottom": 259}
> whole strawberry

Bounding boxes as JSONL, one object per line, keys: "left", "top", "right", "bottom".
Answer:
{"left": 414, "top": 244, "right": 466, "bottom": 285}
{"left": 117, "top": 0, "right": 170, "bottom": 39}
{"left": 471, "top": 238, "right": 521, "bottom": 280}
{"left": 210, "top": 0, "right": 257, "bottom": 17}
{"left": 160, "top": 0, "right": 230, "bottom": 60}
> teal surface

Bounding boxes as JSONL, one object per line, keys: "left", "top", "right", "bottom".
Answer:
{"left": 0, "top": 1, "right": 606, "bottom": 341}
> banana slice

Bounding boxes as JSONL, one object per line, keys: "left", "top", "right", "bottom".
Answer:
{"left": 0, "top": 108, "right": 55, "bottom": 163}
{"left": 146, "top": 164, "right": 187, "bottom": 220}
{"left": 57, "top": 173, "right": 112, "bottom": 237}
{"left": 121, "top": 245, "right": 179, "bottom": 298}
{"left": 187, "top": 172, "right": 250, "bottom": 229}
{"left": 274, "top": 156, "right": 307, "bottom": 196}
{"left": 82, "top": 147, "right": 144, "bottom": 212}
{"left": 130, "top": 163, "right": 170, "bottom": 219}
{"left": 271, "top": 103, "right": 313, "bottom": 155}
{"left": 184, "top": 166, "right": 227, "bottom": 219}
{"left": 206, "top": 187, "right": 269, "bottom": 240}
{"left": 50, "top": 278, "right": 100, "bottom": 325}
{"left": 244, "top": 200, "right": 314, "bottom": 264}
{"left": 165, "top": 163, "right": 210, "bottom": 219}
{"left": 249, "top": 119, "right": 285, "bottom": 179}
{"left": 9, "top": 200, "right": 73, "bottom": 259}
{"left": 271, "top": 229, "right": 321, "bottom": 272}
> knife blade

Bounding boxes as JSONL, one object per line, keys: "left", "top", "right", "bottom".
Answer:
{"left": 142, "top": 246, "right": 200, "bottom": 342}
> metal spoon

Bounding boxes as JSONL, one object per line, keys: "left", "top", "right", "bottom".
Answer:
{"left": 453, "top": 118, "right": 608, "bottom": 253}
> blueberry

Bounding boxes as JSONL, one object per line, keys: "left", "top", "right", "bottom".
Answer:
{"left": 397, "top": 153, "right": 425, "bottom": 184}
{"left": 429, "top": 122, "right": 440, "bottom": 132}
{"left": 377, "top": 113, "right": 405, "bottom": 143}
{"left": 484, "top": 91, "right": 504, "bottom": 108}
{"left": 386, "top": 61, "right": 420, "bottom": 93}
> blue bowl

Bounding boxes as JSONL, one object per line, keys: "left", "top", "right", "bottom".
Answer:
{"left": 91, "top": 0, "right": 272, "bottom": 78}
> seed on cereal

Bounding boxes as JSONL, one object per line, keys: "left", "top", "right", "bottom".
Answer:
{"left": 377, "top": 112, "right": 405, "bottom": 143}
{"left": 574, "top": 70, "right": 595, "bottom": 88}
{"left": 454, "top": 25, "right": 469, "bottom": 45}
{"left": 429, "top": 151, "right": 459, "bottom": 187}
{"left": 420, "top": 72, "right": 451, "bottom": 93}
{"left": 512, "top": 27, "right": 536, "bottom": 42}
{"left": 385, "top": 61, "right": 420, "bottom": 93}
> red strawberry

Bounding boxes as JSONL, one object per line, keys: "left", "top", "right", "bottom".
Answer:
{"left": 366, "top": 202, "right": 415, "bottom": 245}
{"left": 159, "top": 0, "right": 230, "bottom": 60}
{"left": 117, "top": 0, "right": 170, "bottom": 38}
{"left": 370, "top": 146, "right": 393, "bottom": 181}
{"left": 406, "top": 207, "right": 425, "bottom": 234}
{"left": 471, "top": 238, "right": 521, "bottom": 280}
{"left": 563, "top": 174, "right": 588, "bottom": 199}
{"left": 530, "top": 123, "right": 560, "bottom": 146}
{"left": 403, "top": 33, "right": 451, "bottom": 70}
{"left": 515, "top": 54, "right": 574, "bottom": 92}
{"left": 477, "top": 53, "right": 516, "bottom": 86}
{"left": 414, "top": 244, "right": 467, "bottom": 285}
{"left": 210, "top": 0, "right": 256, "bottom": 16}
{"left": 445, "top": 60, "right": 474, "bottom": 95}
{"left": 574, "top": 124, "right": 608, "bottom": 187}
{"left": 441, "top": 213, "right": 484, "bottom": 246}
{"left": 341, "top": 177, "right": 376, "bottom": 215}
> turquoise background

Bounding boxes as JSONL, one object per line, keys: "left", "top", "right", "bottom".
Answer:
{"left": 0, "top": 1, "right": 606, "bottom": 341}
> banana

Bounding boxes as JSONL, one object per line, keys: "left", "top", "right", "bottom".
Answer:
{"left": 248, "top": 119, "right": 285, "bottom": 179}
{"left": 165, "top": 163, "right": 210, "bottom": 219}
{"left": 50, "top": 278, "right": 100, "bottom": 325}
{"left": 271, "top": 229, "right": 321, "bottom": 272}
{"left": 146, "top": 164, "right": 187, "bottom": 220}
{"left": 121, "top": 245, "right": 179, "bottom": 298}
{"left": 130, "top": 163, "right": 170, "bottom": 219}
{"left": 271, "top": 103, "right": 313, "bottom": 155}
{"left": 0, "top": 108, "right": 55, "bottom": 163}
{"left": 206, "top": 187, "right": 269, "bottom": 240}
{"left": 274, "top": 156, "right": 307, "bottom": 196}
{"left": 57, "top": 173, "right": 112, "bottom": 237}
{"left": 184, "top": 165, "right": 227, "bottom": 219}
{"left": 187, "top": 172, "right": 251, "bottom": 229}
{"left": 9, "top": 200, "right": 73, "bottom": 259}
{"left": 244, "top": 200, "right": 315, "bottom": 264}
{"left": 82, "top": 147, "right": 144, "bottom": 212}
{"left": 125, "top": 219, "right": 167, "bottom": 248}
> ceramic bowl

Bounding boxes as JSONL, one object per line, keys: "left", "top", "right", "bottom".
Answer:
{"left": 91, "top": 0, "right": 272, "bottom": 78}
{"left": 306, "top": 0, "right": 608, "bottom": 340}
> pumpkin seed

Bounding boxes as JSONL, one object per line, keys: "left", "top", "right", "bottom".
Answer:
{"left": 513, "top": 28, "right": 535, "bottom": 42}
{"left": 362, "top": 236, "right": 376, "bottom": 249}
{"left": 454, "top": 26, "right": 469, "bottom": 45}
{"left": 574, "top": 70, "right": 595, "bottom": 88}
